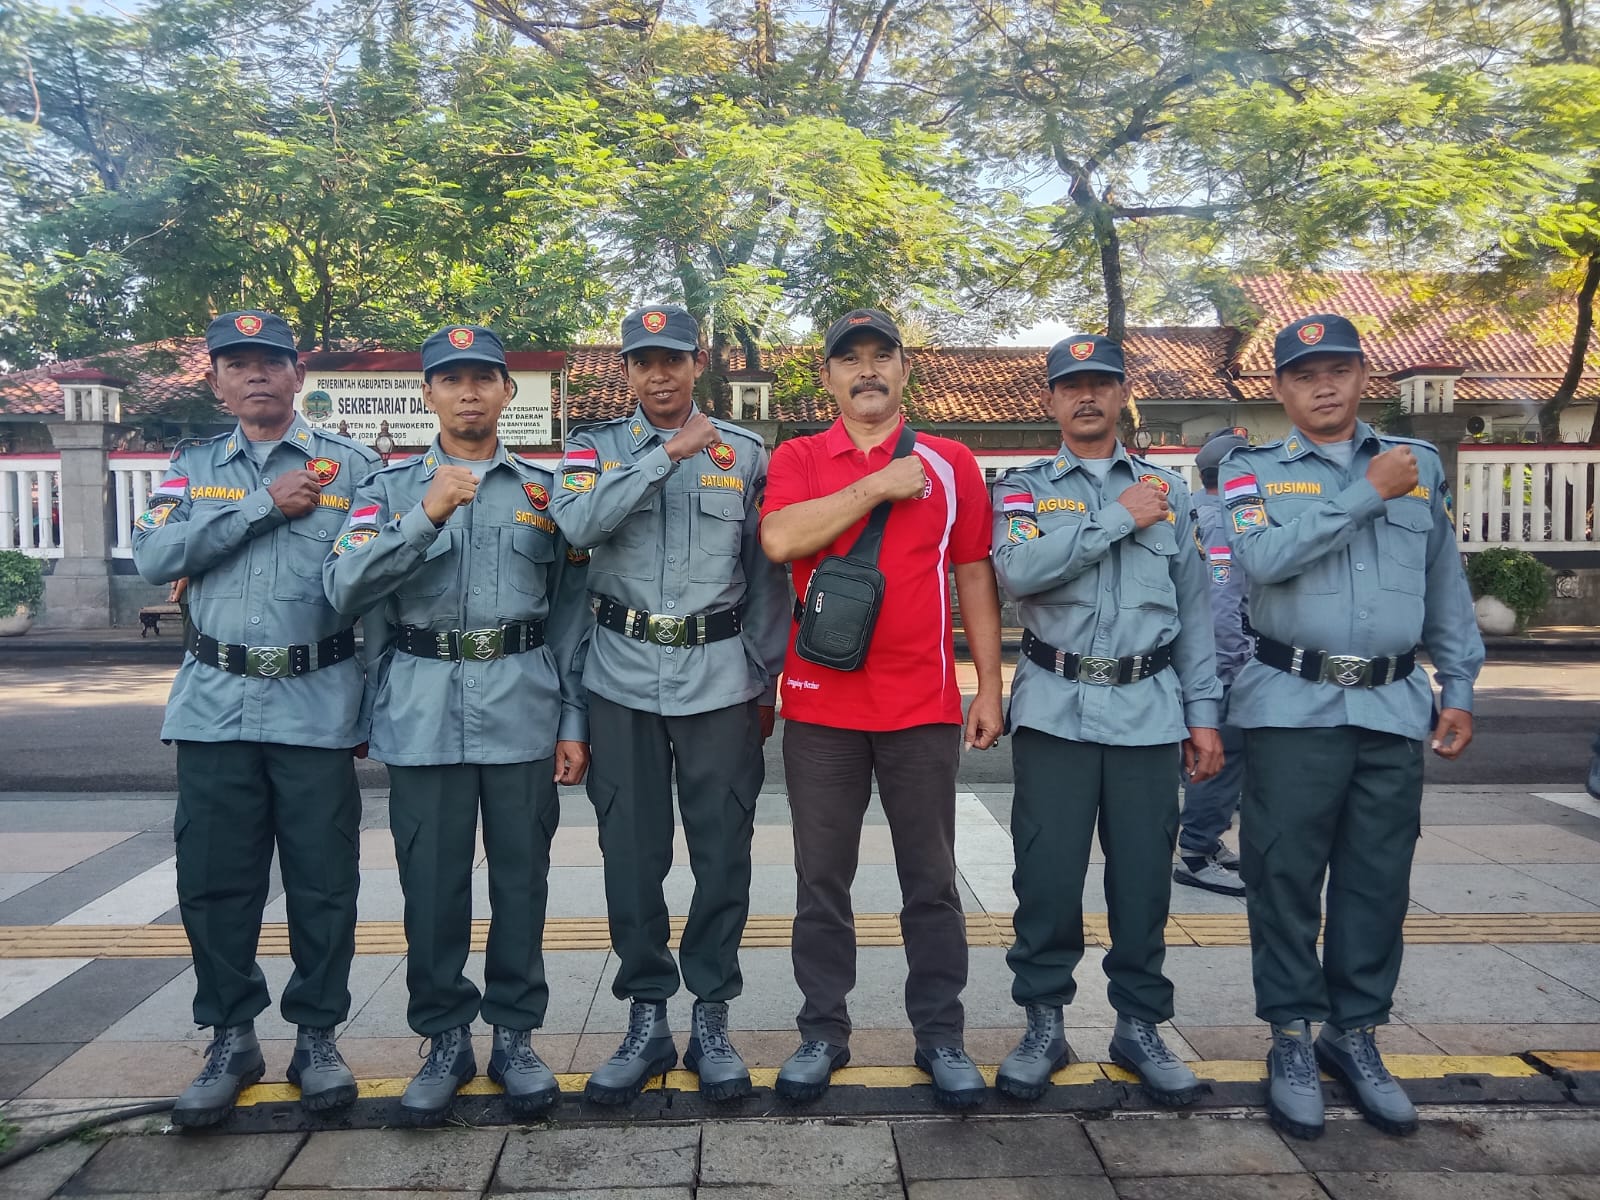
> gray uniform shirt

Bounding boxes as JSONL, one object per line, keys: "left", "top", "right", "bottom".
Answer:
{"left": 1217, "top": 422, "right": 1484, "bottom": 739}
{"left": 546, "top": 406, "right": 790, "bottom": 717}
{"left": 131, "top": 416, "right": 381, "bottom": 748}
{"left": 991, "top": 443, "right": 1222, "bottom": 746}
{"left": 322, "top": 440, "right": 591, "bottom": 766}
{"left": 1194, "top": 490, "right": 1251, "bottom": 687}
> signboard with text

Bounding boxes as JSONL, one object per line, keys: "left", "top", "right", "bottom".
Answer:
{"left": 293, "top": 350, "right": 565, "bottom": 449}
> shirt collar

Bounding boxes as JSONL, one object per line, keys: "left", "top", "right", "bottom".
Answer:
{"left": 1281, "top": 420, "right": 1381, "bottom": 463}
{"left": 418, "top": 437, "right": 511, "bottom": 478}
{"left": 825, "top": 415, "right": 905, "bottom": 460}
{"left": 221, "top": 413, "right": 316, "bottom": 464}
{"left": 1049, "top": 439, "right": 1131, "bottom": 481}
{"left": 626, "top": 406, "right": 653, "bottom": 450}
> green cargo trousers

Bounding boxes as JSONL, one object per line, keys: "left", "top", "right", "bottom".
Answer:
{"left": 585, "top": 694, "right": 764, "bottom": 1004}
{"left": 1240, "top": 726, "right": 1423, "bottom": 1028}
{"left": 388, "top": 760, "right": 559, "bottom": 1035}
{"left": 1007, "top": 727, "right": 1182, "bottom": 1023}
{"left": 174, "top": 741, "right": 360, "bottom": 1029}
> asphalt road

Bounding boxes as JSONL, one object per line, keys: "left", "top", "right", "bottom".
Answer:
{"left": 0, "top": 649, "right": 1592, "bottom": 793}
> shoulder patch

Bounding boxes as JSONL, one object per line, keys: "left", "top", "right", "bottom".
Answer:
{"left": 1231, "top": 501, "right": 1267, "bottom": 533}
{"left": 1006, "top": 513, "right": 1041, "bottom": 544}
{"left": 1222, "top": 474, "right": 1261, "bottom": 506}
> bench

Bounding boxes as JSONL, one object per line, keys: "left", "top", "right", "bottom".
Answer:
{"left": 138, "top": 604, "right": 183, "bottom": 637}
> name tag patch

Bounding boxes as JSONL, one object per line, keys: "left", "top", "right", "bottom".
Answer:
{"left": 1036, "top": 497, "right": 1087, "bottom": 514}
{"left": 515, "top": 510, "right": 558, "bottom": 533}
{"left": 699, "top": 473, "right": 745, "bottom": 491}
{"left": 1265, "top": 481, "right": 1322, "bottom": 496}
{"left": 190, "top": 486, "right": 246, "bottom": 501}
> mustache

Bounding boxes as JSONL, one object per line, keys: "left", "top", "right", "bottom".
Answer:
{"left": 851, "top": 380, "right": 890, "bottom": 396}
{"left": 1072, "top": 405, "right": 1103, "bottom": 416}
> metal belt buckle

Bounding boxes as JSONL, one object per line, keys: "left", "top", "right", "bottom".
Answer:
{"left": 460, "top": 628, "right": 504, "bottom": 661}
{"left": 646, "top": 613, "right": 686, "bottom": 647}
{"left": 1078, "top": 655, "right": 1119, "bottom": 686}
{"left": 245, "top": 645, "right": 291, "bottom": 679}
{"left": 1322, "top": 654, "right": 1372, "bottom": 688}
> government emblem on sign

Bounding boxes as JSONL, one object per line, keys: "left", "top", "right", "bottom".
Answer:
{"left": 709, "top": 442, "right": 736, "bottom": 470}
{"left": 303, "top": 390, "right": 332, "bottom": 420}
{"left": 642, "top": 311, "right": 667, "bottom": 333}
{"left": 1297, "top": 322, "right": 1324, "bottom": 345}
{"left": 1069, "top": 341, "right": 1094, "bottom": 360}
{"left": 448, "top": 327, "right": 475, "bottom": 349}
{"left": 524, "top": 482, "right": 549, "bottom": 510}
{"left": 306, "top": 457, "right": 340, "bottom": 486}
{"left": 234, "top": 314, "right": 263, "bottom": 336}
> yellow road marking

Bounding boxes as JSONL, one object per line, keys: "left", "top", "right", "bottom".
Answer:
{"left": 6, "top": 913, "right": 1600, "bottom": 958}
{"left": 1528, "top": 1051, "right": 1600, "bottom": 1074}
{"left": 230, "top": 1055, "right": 1544, "bottom": 1108}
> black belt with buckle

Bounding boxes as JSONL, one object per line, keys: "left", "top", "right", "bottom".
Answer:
{"left": 1019, "top": 630, "right": 1173, "bottom": 686}
{"left": 1254, "top": 635, "right": 1415, "bottom": 688}
{"left": 593, "top": 596, "right": 743, "bottom": 648}
{"left": 395, "top": 620, "right": 545, "bottom": 662}
{"left": 185, "top": 625, "right": 355, "bottom": 679}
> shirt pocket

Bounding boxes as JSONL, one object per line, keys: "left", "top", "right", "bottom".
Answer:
{"left": 589, "top": 506, "right": 658, "bottom": 584}
{"left": 274, "top": 511, "right": 344, "bottom": 602}
{"left": 501, "top": 524, "right": 555, "bottom": 602}
{"left": 691, "top": 490, "right": 744, "bottom": 583}
{"left": 397, "top": 529, "right": 458, "bottom": 601}
{"left": 1119, "top": 521, "right": 1178, "bottom": 610}
{"left": 1377, "top": 500, "right": 1431, "bottom": 595}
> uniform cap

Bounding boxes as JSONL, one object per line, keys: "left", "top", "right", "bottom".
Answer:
{"left": 1046, "top": 335, "right": 1124, "bottom": 383}
{"left": 1195, "top": 427, "right": 1250, "bottom": 471}
{"left": 822, "top": 309, "right": 903, "bottom": 359}
{"left": 421, "top": 325, "right": 506, "bottom": 372}
{"left": 620, "top": 306, "right": 700, "bottom": 355}
{"left": 1274, "top": 313, "right": 1363, "bottom": 370}
{"left": 206, "top": 311, "right": 298, "bottom": 358}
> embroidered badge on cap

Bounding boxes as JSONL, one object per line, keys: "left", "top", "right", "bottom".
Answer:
{"left": 1223, "top": 474, "right": 1261, "bottom": 506}
{"left": 1069, "top": 341, "right": 1095, "bottom": 360}
{"left": 847, "top": 314, "right": 873, "bottom": 325}
{"left": 524, "top": 482, "right": 549, "bottom": 510}
{"left": 306, "top": 457, "right": 340, "bottom": 486}
{"left": 1297, "top": 322, "right": 1324, "bottom": 346}
{"left": 641, "top": 311, "right": 667, "bottom": 333}
{"left": 333, "top": 527, "right": 376, "bottom": 555}
{"left": 1139, "top": 472, "right": 1169, "bottom": 495}
{"left": 1231, "top": 502, "right": 1267, "bottom": 533}
{"left": 709, "top": 442, "right": 736, "bottom": 470}
{"left": 448, "top": 327, "right": 475, "bottom": 349}
{"left": 234, "top": 315, "right": 263, "bottom": 336}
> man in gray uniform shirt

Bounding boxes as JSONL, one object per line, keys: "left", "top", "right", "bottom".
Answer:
{"left": 547, "top": 304, "right": 789, "bottom": 1105}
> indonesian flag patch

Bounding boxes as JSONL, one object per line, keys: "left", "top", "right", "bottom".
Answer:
{"left": 1001, "top": 492, "right": 1035, "bottom": 514}
{"left": 346, "top": 503, "right": 381, "bottom": 528}
{"left": 155, "top": 476, "right": 189, "bottom": 500}
{"left": 1222, "top": 474, "right": 1260, "bottom": 506}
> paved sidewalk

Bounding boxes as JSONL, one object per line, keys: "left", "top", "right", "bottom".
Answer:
{"left": 7, "top": 1112, "right": 1600, "bottom": 1198}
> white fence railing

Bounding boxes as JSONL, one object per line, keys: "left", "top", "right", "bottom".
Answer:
{"left": 1457, "top": 446, "right": 1600, "bottom": 552}
{"left": 974, "top": 448, "right": 1201, "bottom": 493}
{"left": 0, "top": 456, "right": 62, "bottom": 558}
{"left": 110, "top": 454, "right": 175, "bottom": 559}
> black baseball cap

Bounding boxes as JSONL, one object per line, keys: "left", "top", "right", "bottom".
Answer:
{"left": 822, "top": 309, "right": 903, "bottom": 359}
{"left": 421, "top": 325, "right": 506, "bottom": 373}
{"left": 206, "top": 311, "right": 298, "bottom": 358}
{"left": 1195, "top": 426, "right": 1250, "bottom": 471}
{"left": 1274, "top": 313, "right": 1364, "bottom": 370}
{"left": 1046, "top": 334, "right": 1124, "bottom": 384}
{"left": 620, "top": 305, "right": 700, "bottom": 355}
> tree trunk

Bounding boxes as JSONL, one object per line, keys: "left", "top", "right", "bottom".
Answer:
{"left": 1537, "top": 251, "right": 1598, "bottom": 442}
{"left": 703, "top": 327, "right": 733, "bottom": 418}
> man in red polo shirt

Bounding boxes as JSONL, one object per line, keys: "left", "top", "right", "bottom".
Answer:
{"left": 759, "top": 308, "right": 1004, "bottom": 1108}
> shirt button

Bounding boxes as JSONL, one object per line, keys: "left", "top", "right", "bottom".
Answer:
{"left": 656, "top": 466, "right": 666, "bottom": 476}
{"left": 1355, "top": 562, "right": 1365, "bottom": 571}
{"left": 261, "top": 477, "right": 271, "bottom": 485}
{"left": 318, "top": 530, "right": 328, "bottom": 539}
{"left": 722, "top": 507, "right": 731, "bottom": 516}
{"left": 258, "top": 506, "right": 268, "bottom": 515}
{"left": 466, "top": 678, "right": 476, "bottom": 688}
{"left": 250, "top": 615, "right": 261, "bottom": 625}
{"left": 665, "top": 600, "right": 676, "bottom": 610}
{"left": 1358, "top": 610, "right": 1368, "bottom": 619}
{"left": 665, "top": 646, "right": 675, "bottom": 655}
{"left": 667, "top": 556, "right": 676, "bottom": 564}
{"left": 473, "top": 586, "right": 482, "bottom": 595}
{"left": 1120, "top": 525, "right": 1130, "bottom": 534}
{"left": 253, "top": 568, "right": 262, "bottom": 576}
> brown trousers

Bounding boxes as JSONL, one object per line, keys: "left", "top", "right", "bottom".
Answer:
{"left": 783, "top": 720, "right": 967, "bottom": 1050}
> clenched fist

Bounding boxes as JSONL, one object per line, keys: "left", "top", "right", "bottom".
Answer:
{"left": 1366, "top": 447, "right": 1420, "bottom": 500}
{"left": 665, "top": 411, "right": 721, "bottom": 463}
{"left": 268, "top": 469, "right": 322, "bottom": 519}
{"left": 1118, "top": 481, "right": 1171, "bottom": 529}
{"left": 874, "top": 454, "right": 928, "bottom": 502}
{"left": 421, "top": 466, "right": 480, "bottom": 525}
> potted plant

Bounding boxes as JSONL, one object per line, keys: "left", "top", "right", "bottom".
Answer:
{"left": 1464, "top": 546, "right": 1549, "bottom": 635}
{"left": 0, "top": 550, "right": 44, "bottom": 636}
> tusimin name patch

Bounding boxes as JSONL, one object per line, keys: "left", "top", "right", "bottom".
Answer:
{"left": 1265, "top": 481, "right": 1322, "bottom": 496}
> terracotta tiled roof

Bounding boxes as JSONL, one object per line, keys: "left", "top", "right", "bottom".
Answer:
{"left": 1236, "top": 273, "right": 1600, "bottom": 399}
{"left": 0, "top": 339, "right": 216, "bottom": 418}
{"left": 565, "top": 328, "right": 1241, "bottom": 425}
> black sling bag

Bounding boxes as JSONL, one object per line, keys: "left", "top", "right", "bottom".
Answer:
{"left": 793, "top": 424, "right": 917, "bottom": 672}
